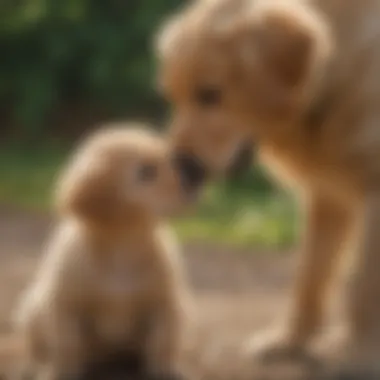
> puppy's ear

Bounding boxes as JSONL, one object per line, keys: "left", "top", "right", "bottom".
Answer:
{"left": 55, "top": 157, "right": 119, "bottom": 223}
{"left": 238, "top": 2, "right": 332, "bottom": 90}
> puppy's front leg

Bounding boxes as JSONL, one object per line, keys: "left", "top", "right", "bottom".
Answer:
{"left": 40, "top": 312, "right": 88, "bottom": 380}
{"left": 145, "top": 301, "right": 184, "bottom": 380}
{"left": 247, "top": 193, "right": 353, "bottom": 363}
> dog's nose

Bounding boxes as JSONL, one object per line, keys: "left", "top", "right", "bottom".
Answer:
{"left": 173, "top": 152, "right": 207, "bottom": 192}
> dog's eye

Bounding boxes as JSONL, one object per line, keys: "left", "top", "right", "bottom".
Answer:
{"left": 137, "top": 164, "right": 158, "bottom": 182}
{"left": 195, "top": 86, "right": 221, "bottom": 107}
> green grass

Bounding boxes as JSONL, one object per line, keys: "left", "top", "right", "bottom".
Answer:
{"left": 0, "top": 144, "right": 66, "bottom": 210}
{"left": 0, "top": 146, "right": 298, "bottom": 248}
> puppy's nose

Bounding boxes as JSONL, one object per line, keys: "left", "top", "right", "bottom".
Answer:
{"left": 173, "top": 152, "right": 207, "bottom": 192}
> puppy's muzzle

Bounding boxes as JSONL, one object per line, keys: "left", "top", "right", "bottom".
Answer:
{"left": 173, "top": 152, "right": 207, "bottom": 193}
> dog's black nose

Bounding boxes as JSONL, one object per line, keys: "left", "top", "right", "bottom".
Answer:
{"left": 173, "top": 152, "right": 207, "bottom": 192}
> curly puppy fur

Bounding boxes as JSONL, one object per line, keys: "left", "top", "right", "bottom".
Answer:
{"left": 13, "top": 124, "right": 194, "bottom": 380}
{"left": 156, "top": 0, "right": 380, "bottom": 377}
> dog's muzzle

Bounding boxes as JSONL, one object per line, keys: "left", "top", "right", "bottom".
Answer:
{"left": 173, "top": 152, "right": 207, "bottom": 193}
{"left": 227, "top": 141, "right": 255, "bottom": 179}
{"left": 173, "top": 141, "right": 255, "bottom": 193}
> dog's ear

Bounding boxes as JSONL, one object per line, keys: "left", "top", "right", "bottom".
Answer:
{"left": 236, "top": 2, "right": 332, "bottom": 90}
{"left": 55, "top": 156, "right": 119, "bottom": 223}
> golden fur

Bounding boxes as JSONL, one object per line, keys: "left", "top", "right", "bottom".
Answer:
{"left": 156, "top": 0, "right": 380, "bottom": 377}
{"left": 12, "top": 124, "right": 193, "bottom": 380}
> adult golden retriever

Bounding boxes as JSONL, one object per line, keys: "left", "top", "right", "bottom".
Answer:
{"left": 155, "top": 0, "right": 380, "bottom": 377}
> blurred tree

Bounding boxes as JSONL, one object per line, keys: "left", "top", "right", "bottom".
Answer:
{"left": 0, "top": 0, "right": 184, "bottom": 141}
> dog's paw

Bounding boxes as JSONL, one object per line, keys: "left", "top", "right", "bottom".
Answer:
{"left": 244, "top": 328, "right": 317, "bottom": 366}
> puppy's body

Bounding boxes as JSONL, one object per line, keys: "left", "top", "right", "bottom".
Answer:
{"left": 14, "top": 126, "right": 192, "bottom": 380}
{"left": 157, "top": 0, "right": 380, "bottom": 377}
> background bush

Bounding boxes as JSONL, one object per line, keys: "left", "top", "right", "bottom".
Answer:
{"left": 0, "top": 0, "right": 184, "bottom": 140}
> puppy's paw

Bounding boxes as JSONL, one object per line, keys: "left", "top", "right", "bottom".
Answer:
{"left": 14, "top": 368, "right": 35, "bottom": 380}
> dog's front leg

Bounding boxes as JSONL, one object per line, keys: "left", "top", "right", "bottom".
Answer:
{"left": 246, "top": 192, "right": 353, "bottom": 365}
{"left": 333, "top": 195, "right": 380, "bottom": 378}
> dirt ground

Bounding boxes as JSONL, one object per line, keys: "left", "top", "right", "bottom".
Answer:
{"left": 0, "top": 205, "right": 344, "bottom": 380}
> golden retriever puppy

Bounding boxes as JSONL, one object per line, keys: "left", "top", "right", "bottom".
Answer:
{"left": 13, "top": 124, "right": 194, "bottom": 380}
{"left": 156, "top": 0, "right": 380, "bottom": 377}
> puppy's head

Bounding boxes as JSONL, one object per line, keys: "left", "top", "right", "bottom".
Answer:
{"left": 56, "top": 124, "right": 189, "bottom": 226}
{"left": 156, "top": 0, "right": 332, "bottom": 193}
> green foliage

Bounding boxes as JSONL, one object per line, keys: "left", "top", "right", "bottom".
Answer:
{"left": 0, "top": 0, "right": 184, "bottom": 137}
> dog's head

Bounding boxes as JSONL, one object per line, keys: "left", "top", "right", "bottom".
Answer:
{"left": 156, "top": 0, "right": 332, "bottom": 195}
{"left": 56, "top": 124, "right": 191, "bottom": 227}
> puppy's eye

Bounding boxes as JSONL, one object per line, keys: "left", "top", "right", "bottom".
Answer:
{"left": 195, "top": 86, "right": 222, "bottom": 107}
{"left": 137, "top": 164, "right": 158, "bottom": 182}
